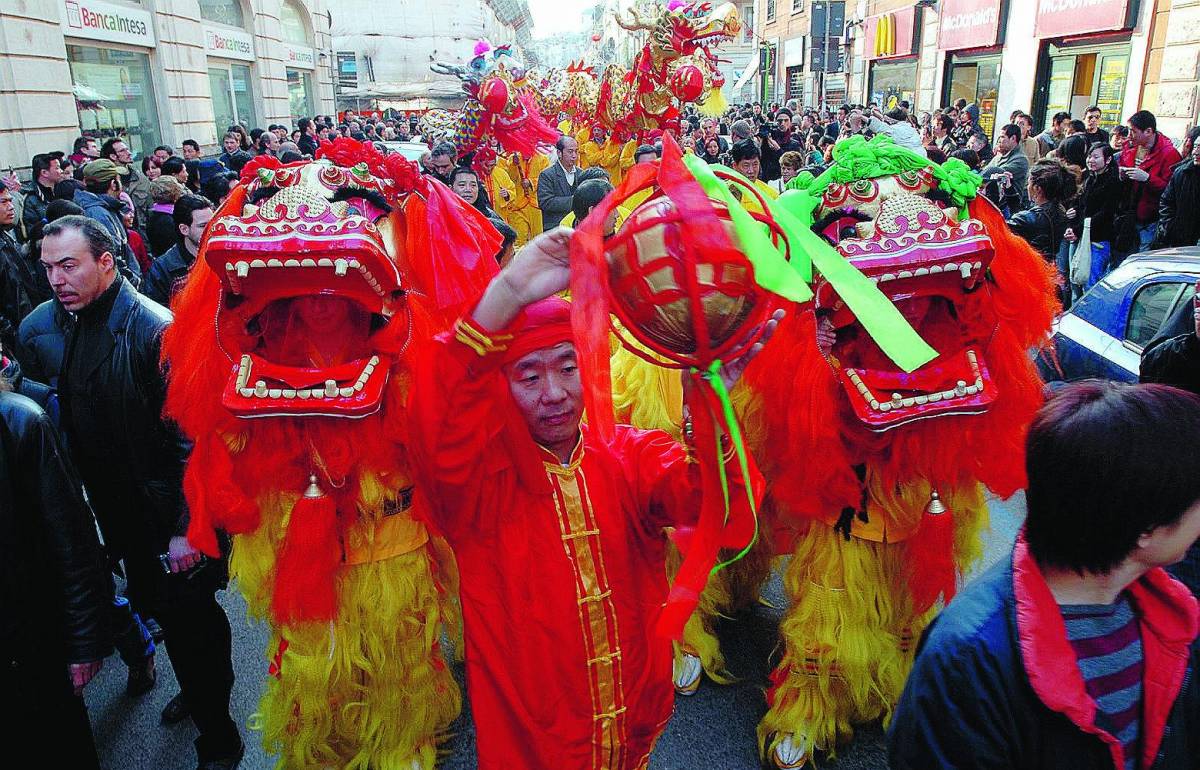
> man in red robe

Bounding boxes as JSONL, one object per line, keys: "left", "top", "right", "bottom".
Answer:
{"left": 410, "top": 227, "right": 773, "bottom": 769}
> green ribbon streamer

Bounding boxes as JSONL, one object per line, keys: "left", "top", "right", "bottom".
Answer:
{"left": 682, "top": 153, "right": 812, "bottom": 303}
{"left": 701, "top": 361, "right": 759, "bottom": 576}
{"left": 770, "top": 188, "right": 938, "bottom": 373}
{"left": 683, "top": 136, "right": 938, "bottom": 373}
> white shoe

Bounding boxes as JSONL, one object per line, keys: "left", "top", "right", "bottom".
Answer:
{"left": 673, "top": 651, "right": 703, "bottom": 695}
{"left": 772, "top": 732, "right": 812, "bottom": 769}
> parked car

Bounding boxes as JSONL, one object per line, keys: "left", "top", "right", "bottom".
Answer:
{"left": 1037, "top": 248, "right": 1199, "bottom": 384}
{"left": 377, "top": 140, "right": 428, "bottom": 162}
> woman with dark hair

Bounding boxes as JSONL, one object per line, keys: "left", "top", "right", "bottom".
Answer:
{"left": 200, "top": 172, "right": 238, "bottom": 206}
{"left": 1065, "top": 142, "right": 1122, "bottom": 296}
{"left": 182, "top": 159, "right": 201, "bottom": 193}
{"left": 700, "top": 136, "right": 722, "bottom": 164}
{"left": 950, "top": 148, "right": 980, "bottom": 171}
{"left": 1008, "top": 158, "right": 1077, "bottom": 304}
{"left": 159, "top": 157, "right": 189, "bottom": 187}
{"left": 141, "top": 156, "right": 162, "bottom": 182}
{"left": 1055, "top": 133, "right": 1090, "bottom": 170}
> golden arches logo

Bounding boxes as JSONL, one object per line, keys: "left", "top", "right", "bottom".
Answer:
{"left": 873, "top": 14, "right": 896, "bottom": 57}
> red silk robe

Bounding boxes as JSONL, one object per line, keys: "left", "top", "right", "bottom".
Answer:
{"left": 410, "top": 318, "right": 760, "bottom": 770}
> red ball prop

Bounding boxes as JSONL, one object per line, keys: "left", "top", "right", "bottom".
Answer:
{"left": 605, "top": 194, "right": 767, "bottom": 369}
{"left": 670, "top": 64, "right": 705, "bottom": 102}
{"left": 477, "top": 77, "right": 510, "bottom": 113}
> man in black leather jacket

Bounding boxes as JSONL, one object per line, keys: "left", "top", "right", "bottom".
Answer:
{"left": 0, "top": 377, "right": 110, "bottom": 769}
{"left": 1150, "top": 142, "right": 1200, "bottom": 250}
{"left": 17, "top": 216, "right": 243, "bottom": 770}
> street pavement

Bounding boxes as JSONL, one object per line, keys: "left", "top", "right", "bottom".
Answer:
{"left": 89, "top": 493, "right": 1025, "bottom": 770}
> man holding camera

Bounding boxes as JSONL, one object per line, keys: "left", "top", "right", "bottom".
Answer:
{"left": 759, "top": 108, "right": 802, "bottom": 182}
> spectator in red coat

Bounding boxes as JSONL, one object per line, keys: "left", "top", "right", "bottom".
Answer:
{"left": 117, "top": 192, "right": 150, "bottom": 275}
{"left": 1118, "top": 110, "right": 1182, "bottom": 252}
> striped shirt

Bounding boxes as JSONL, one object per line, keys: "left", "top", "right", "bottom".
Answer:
{"left": 1060, "top": 594, "right": 1144, "bottom": 770}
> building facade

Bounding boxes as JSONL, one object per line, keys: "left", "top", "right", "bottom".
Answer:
{"left": 754, "top": 0, "right": 848, "bottom": 108}
{"left": 752, "top": 0, "right": 1200, "bottom": 144}
{"left": 0, "top": 0, "right": 336, "bottom": 170}
{"left": 329, "top": 0, "right": 533, "bottom": 112}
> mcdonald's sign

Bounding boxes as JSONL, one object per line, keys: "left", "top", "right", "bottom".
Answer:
{"left": 864, "top": 7, "right": 916, "bottom": 60}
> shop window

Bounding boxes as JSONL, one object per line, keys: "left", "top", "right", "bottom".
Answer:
{"left": 868, "top": 59, "right": 917, "bottom": 111}
{"left": 1041, "top": 45, "right": 1128, "bottom": 133}
{"left": 210, "top": 63, "right": 256, "bottom": 137}
{"left": 67, "top": 44, "right": 161, "bottom": 156}
{"left": 946, "top": 58, "right": 1000, "bottom": 139}
{"left": 281, "top": 1, "right": 313, "bottom": 46}
{"left": 288, "top": 69, "right": 315, "bottom": 123}
{"left": 199, "top": 0, "right": 245, "bottom": 28}
{"left": 787, "top": 66, "right": 803, "bottom": 101}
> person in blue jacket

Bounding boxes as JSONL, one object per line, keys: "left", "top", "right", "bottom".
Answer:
{"left": 889, "top": 380, "right": 1200, "bottom": 770}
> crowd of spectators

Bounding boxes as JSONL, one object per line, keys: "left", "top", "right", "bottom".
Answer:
{"left": 2, "top": 97, "right": 1199, "bottom": 770}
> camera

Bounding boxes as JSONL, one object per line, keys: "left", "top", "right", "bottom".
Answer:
{"left": 758, "top": 123, "right": 775, "bottom": 138}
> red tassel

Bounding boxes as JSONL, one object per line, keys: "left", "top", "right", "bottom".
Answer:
{"left": 270, "top": 475, "right": 342, "bottom": 624}
{"left": 906, "top": 491, "right": 957, "bottom": 615}
{"left": 655, "top": 385, "right": 723, "bottom": 640}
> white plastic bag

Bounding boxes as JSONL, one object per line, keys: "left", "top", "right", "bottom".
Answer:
{"left": 1070, "top": 217, "right": 1092, "bottom": 288}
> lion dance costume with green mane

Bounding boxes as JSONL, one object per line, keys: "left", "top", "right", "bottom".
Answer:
{"left": 599, "top": 135, "right": 1057, "bottom": 767}
{"left": 748, "top": 136, "right": 1058, "bottom": 767}
{"left": 162, "top": 139, "right": 500, "bottom": 769}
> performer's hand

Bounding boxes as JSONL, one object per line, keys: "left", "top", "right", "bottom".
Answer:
{"left": 711, "top": 308, "right": 785, "bottom": 391}
{"left": 474, "top": 227, "right": 574, "bottom": 330}
{"left": 69, "top": 660, "right": 103, "bottom": 696}
{"left": 499, "top": 188, "right": 511, "bottom": 201}
{"left": 166, "top": 535, "right": 201, "bottom": 573}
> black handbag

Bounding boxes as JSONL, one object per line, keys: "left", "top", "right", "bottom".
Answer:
{"left": 1113, "top": 210, "right": 1140, "bottom": 253}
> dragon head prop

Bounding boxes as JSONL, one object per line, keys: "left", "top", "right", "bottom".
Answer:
{"left": 637, "top": 1, "right": 742, "bottom": 61}
{"left": 162, "top": 140, "right": 500, "bottom": 623}
{"left": 204, "top": 158, "right": 406, "bottom": 419}
{"left": 811, "top": 165, "right": 1000, "bottom": 431}
{"left": 610, "top": 1, "right": 738, "bottom": 129}
{"left": 423, "top": 43, "right": 559, "bottom": 159}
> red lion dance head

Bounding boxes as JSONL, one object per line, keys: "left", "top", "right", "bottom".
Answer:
{"left": 748, "top": 135, "right": 1058, "bottom": 609}
{"left": 162, "top": 140, "right": 500, "bottom": 624}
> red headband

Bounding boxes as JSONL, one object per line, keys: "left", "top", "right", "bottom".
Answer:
{"left": 501, "top": 296, "right": 574, "bottom": 365}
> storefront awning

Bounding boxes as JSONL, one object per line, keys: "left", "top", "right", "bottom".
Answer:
{"left": 733, "top": 55, "right": 759, "bottom": 94}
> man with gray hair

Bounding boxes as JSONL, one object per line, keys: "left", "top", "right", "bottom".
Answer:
{"left": 536, "top": 134, "right": 580, "bottom": 230}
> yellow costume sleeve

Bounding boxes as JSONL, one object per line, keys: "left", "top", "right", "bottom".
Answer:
{"left": 620, "top": 140, "right": 638, "bottom": 176}
{"left": 491, "top": 167, "right": 519, "bottom": 221}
